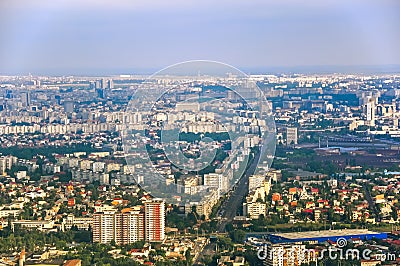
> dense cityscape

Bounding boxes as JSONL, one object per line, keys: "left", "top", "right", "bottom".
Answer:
{"left": 0, "top": 73, "right": 399, "bottom": 266}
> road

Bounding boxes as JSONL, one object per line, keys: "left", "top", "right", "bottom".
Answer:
{"left": 363, "top": 183, "right": 381, "bottom": 222}
{"left": 194, "top": 150, "right": 261, "bottom": 265}
{"left": 216, "top": 150, "right": 261, "bottom": 232}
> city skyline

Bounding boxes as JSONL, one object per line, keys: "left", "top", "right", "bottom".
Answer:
{"left": 1, "top": 71, "right": 400, "bottom": 265}
{"left": 2, "top": 1, "right": 400, "bottom": 265}
{"left": 1, "top": 0, "right": 400, "bottom": 75}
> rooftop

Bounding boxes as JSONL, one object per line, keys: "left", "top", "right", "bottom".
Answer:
{"left": 271, "top": 229, "right": 382, "bottom": 240}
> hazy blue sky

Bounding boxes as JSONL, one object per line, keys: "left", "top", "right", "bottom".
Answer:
{"left": 0, "top": 0, "right": 399, "bottom": 75}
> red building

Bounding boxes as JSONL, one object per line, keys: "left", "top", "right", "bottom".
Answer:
{"left": 68, "top": 198, "right": 75, "bottom": 207}
{"left": 144, "top": 199, "right": 165, "bottom": 242}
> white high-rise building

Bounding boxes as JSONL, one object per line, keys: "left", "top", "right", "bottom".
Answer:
{"left": 93, "top": 207, "right": 145, "bottom": 245}
{"left": 93, "top": 211, "right": 115, "bottom": 244}
{"left": 364, "top": 97, "right": 376, "bottom": 127}
{"left": 123, "top": 208, "right": 145, "bottom": 243}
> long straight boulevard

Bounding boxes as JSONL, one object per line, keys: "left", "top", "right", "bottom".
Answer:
{"left": 194, "top": 151, "right": 261, "bottom": 265}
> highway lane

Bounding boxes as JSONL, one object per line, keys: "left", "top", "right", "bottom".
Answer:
{"left": 194, "top": 150, "right": 261, "bottom": 265}
{"left": 217, "top": 149, "right": 261, "bottom": 232}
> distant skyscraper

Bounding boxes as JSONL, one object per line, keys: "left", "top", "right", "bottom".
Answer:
{"left": 108, "top": 79, "right": 114, "bottom": 89}
{"left": 364, "top": 97, "right": 376, "bottom": 127}
{"left": 101, "top": 78, "right": 107, "bottom": 89}
{"left": 95, "top": 80, "right": 102, "bottom": 89}
{"left": 21, "top": 91, "right": 30, "bottom": 106}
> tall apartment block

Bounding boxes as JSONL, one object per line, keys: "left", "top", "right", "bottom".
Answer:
{"left": 144, "top": 199, "right": 165, "bottom": 242}
{"left": 93, "top": 200, "right": 164, "bottom": 244}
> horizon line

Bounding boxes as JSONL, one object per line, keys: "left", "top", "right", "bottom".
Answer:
{"left": 1, "top": 64, "right": 400, "bottom": 77}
